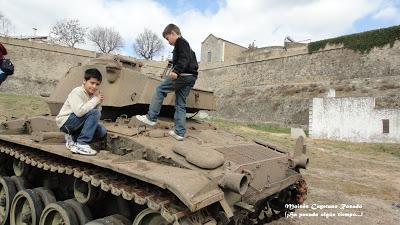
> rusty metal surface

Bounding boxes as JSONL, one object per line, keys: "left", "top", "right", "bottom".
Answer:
{"left": 295, "top": 176, "right": 308, "bottom": 204}
{"left": 215, "top": 144, "right": 283, "bottom": 165}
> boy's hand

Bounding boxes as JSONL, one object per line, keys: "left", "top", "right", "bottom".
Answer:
{"left": 95, "top": 92, "right": 105, "bottom": 102}
{"left": 170, "top": 72, "right": 178, "bottom": 80}
{"left": 98, "top": 94, "right": 105, "bottom": 102}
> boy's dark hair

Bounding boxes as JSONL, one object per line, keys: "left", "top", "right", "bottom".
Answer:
{"left": 162, "top": 24, "right": 181, "bottom": 38}
{"left": 84, "top": 68, "right": 102, "bottom": 82}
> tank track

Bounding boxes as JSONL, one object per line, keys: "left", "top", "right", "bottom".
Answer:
{"left": 0, "top": 140, "right": 189, "bottom": 224}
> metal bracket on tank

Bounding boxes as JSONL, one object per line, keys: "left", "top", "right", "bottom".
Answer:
{"left": 219, "top": 198, "right": 234, "bottom": 218}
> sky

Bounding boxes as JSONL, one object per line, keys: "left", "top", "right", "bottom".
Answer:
{"left": 1, "top": 0, "right": 399, "bottom": 60}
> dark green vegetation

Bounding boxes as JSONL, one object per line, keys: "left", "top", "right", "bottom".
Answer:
{"left": 308, "top": 25, "right": 400, "bottom": 54}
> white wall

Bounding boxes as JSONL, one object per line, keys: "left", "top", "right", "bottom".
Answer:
{"left": 310, "top": 97, "right": 400, "bottom": 143}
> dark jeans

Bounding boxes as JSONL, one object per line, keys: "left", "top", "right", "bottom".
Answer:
{"left": 147, "top": 75, "right": 197, "bottom": 137}
{"left": 60, "top": 109, "right": 107, "bottom": 145}
{"left": 0, "top": 69, "right": 6, "bottom": 85}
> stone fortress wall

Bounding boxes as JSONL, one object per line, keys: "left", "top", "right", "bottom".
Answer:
{"left": 196, "top": 41, "right": 400, "bottom": 127}
{"left": 1, "top": 35, "right": 399, "bottom": 127}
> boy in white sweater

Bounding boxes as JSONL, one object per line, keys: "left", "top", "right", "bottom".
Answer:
{"left": 56, "top": 69, "right": 106, "bottom": 155}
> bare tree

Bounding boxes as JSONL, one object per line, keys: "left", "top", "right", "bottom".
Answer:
{"left": 0, "top": 12, "right": 13, "bottom": 36}
{"left": 50, "top": 19, "right": 86, "bottom": 47}
{"left": 133, "top": 28, "right": 164, "bottom": 60}
{"left": 87, "top": 26, "right": 123, "bottom": 53}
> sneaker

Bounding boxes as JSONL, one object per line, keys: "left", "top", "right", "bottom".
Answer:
{"left": 65, "top": 134, "right": 75, "bottom": 150}
{"left": 135, "top": 115, "right": 156, "bottom": 126}
{"left": 70, "top": 143, "right": 97, "bottom": 156}
{"left": 168, "top": 130, "right": 184, "bottom": 141}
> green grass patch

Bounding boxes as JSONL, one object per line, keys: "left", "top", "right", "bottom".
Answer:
{"left": 204, "top": 117, "right": 290, "bottom": 134}
{"left": 0, "top": 92, "right": 49, "bottom": 121}
{"left": 247, "top": 123, "right": 290, "bottom": 134}
{"left": 314, "top": 139, "right": 400, "bottom": 158}
{"left": 308, "top": 25, "right": 400, "bottom": 54}
{"left": 202, "top": 117, "right": 295, "bottom": 149}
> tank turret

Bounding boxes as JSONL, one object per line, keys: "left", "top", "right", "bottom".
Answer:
{"left": 47, "top": 56, "right": 215, "bottom": 119}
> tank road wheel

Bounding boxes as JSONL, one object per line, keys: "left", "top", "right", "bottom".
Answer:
{"left": 133, "top": 209, "right": 170, "bottom": 225}
{"left": 10, "top": 187, "right": 56, "bottom": 225}
{"left": 13, "top": 159, "right": 31, "bottom": 177}
{"left": 86, "top": 214, "right": 131, "bottom": 225}
{"left": 73, "top": 179, "right": 102, "bottom": 205}
{"left": 64, "top": 199, "right": 92, "bottom": 225}
{"left": 0, "top": 176, "right": 17, "bottom": 225}
{"left": 39, "top": 202, "right": 79, "bottom": 225}
{"left": 33, "top": 188, "right": 56, "bottom": 206}
{"left": 10, "top": 189, "right": 44, "bottom": 225}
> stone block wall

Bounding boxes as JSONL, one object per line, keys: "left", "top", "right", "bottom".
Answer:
{"left": 196, "top": 41, "right": 400, "bottom": 127}
{"left": 0, "top": 37, "right": 97, "bottom": 95}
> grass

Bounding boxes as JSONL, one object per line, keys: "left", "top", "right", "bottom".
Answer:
{"left": 0, "top": 92, "right": 50, "bottom": 122}
{"left": 313, "top": 139, "right": 400, "bottom": 158}
{"left": 204, "top": 117, "right": 296, "bottom": 150}
{"left": 205, "top": 116, "right": 400, "bottom": 158}
{"left": 206, "top": 117, "right": 290, "bottom": 134}
{"left": 247, "top": 123, "right": 290, "bottom": 134}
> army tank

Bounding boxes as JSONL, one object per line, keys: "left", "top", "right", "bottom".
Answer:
{"left": 0, "top": 56, "right": 308, "bottom": 225}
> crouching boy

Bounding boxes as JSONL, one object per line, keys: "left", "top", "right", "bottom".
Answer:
{"left": 56, "top": 68, "right": 106, "bottom": 155}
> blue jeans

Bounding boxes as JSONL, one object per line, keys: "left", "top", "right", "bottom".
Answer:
{"left": 60, "top": 109, "right": 107, "bottom": 145}
{"left": 147, "top": 75, "right": 197, "bottom": 137}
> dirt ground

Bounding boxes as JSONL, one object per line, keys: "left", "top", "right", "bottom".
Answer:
{"left": 269, "top": 137, "right": 400, "bottom": 225}
{"left": 1, "top": 93, "right": 399, "bottom": 225}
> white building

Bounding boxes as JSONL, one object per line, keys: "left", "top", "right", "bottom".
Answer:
{"left": 309, "top": 96, "right": 400, "bottom": 143}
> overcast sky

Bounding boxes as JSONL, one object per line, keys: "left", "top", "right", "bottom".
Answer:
{"left": 1, "top": 0, "right": 399, "bottom": 59}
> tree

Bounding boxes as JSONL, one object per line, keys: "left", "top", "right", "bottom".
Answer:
{"left": 87, "top": 26, "right": 123, "bottom": 53}
{"left": 133, "top": 28, "right": 164, "bottom": 60}
{"left": 0, "top": 12, "right": 13, "bottom": 36}
{"left": 50, "top": 19, "right": 86, "bottom": 48}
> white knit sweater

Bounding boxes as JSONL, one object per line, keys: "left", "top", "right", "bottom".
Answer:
{"left": 55, "top": 85, "right": 101, "bottom": 128}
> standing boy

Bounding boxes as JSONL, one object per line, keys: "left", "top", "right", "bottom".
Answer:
{"left": 56, "top": 68, "right": 106, "bottom": 155}
{"left": 136, "top": 24, "right": 198, "bottom": 141}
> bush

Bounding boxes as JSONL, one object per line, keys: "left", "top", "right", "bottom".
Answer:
{"left": 308, "top": 25, "right": 400, "bottom": 54}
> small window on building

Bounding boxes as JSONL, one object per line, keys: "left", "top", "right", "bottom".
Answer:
{"left": 207, "top": 51, "right": 211, "bottom": 62}
{"left": 382, "top": 119, "right": 389, "bottom": 134}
